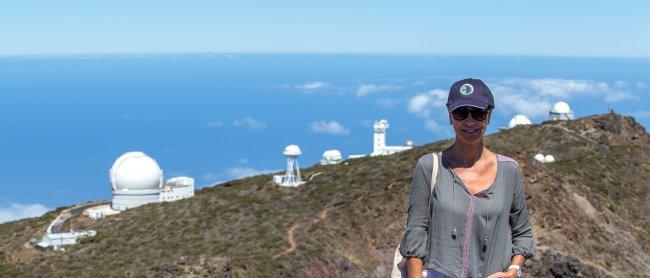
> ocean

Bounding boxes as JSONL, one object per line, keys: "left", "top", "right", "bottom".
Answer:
{"left": 0, "top": 54, "right": 648, "bottom": 210}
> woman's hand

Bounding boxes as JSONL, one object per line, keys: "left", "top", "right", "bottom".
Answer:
{"left": 485, "top": 269, "right": 517, "bottom": 278}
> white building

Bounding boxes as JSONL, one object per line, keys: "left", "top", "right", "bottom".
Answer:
{"left": 109, "top": 152, "right": 195, "bottom": 212}
{"left": 36, "top": 230, "right": 97, "bottom": 251}
{"left": 321, "top": 150, "right": 342, "bottom": 165}
{"left": 370, "top": 119, "right": 413, "bottom": 156}
{"left": 110, "top": 152, "right": 164, "bottom": 211}
{"left": 549, "top": 101, "right": 574, "bottom": 121}
{"left": 83, "top": 204, "right": 120, "bottom": 220}
{"left": 544, "top": 154, "right": 556, "bottom": 163}
{"left": 508, "top": 115, "right": 532, "bottom": 128}
{"left": 273, "top": 145, "right": 305, "bottom": 187}
{"left": 160, "top": 177, "right": 195, "bottom": 202}
{"left": 533, "top": 153, "right": 556, "bottom": 163}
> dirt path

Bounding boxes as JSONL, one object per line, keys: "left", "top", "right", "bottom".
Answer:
{"left": 550, "top": 126, "right": 609, "bottom": 154}
{"left": 273, "top": 205, "right": 333, "bottom": 259}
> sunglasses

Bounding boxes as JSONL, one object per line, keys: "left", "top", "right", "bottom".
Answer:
{"left": 451, "top": 106, "right": 491, "bottom": 121}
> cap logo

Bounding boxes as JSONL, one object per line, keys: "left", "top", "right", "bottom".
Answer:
{"left": 459, "top": 84, "right": 474, "bottom": 95}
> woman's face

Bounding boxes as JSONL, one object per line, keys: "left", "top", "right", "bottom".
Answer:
{"left": 449, "top": 106, "right": 491, "bottom": 144}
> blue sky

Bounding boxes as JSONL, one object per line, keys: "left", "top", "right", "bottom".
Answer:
{"left": 0, "top": 1, "right": 648, "bottom": 57}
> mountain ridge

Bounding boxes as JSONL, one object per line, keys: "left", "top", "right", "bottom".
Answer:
{"left": 1, "top": 112, "right": 648, "bottom": 277}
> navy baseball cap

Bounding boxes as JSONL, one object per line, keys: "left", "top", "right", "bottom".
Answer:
{"left": 446, "top": 78, "right": 495, "bottom": 112}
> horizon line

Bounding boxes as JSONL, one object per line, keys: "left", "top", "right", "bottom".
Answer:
{"left": 1, "top": 51, "right": 649, "bottom": 60}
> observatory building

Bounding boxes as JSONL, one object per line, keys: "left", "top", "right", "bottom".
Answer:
{"left": 273, "top": 145, "right": 305, "bottom": 187}
{"left": 370, "top": 119, "right": 413, "bottom": 156}
{"left": 508, "top": 114, "right": 532, "bottom": 128}
{"left": 534, "top": 153, "right": 556, "bottom": 163}
{"left": 549, "top": 101, "right": 574, "bottom": 121}
{"left": 160, "top": 176, "right": 195, "bottom": 202}
{"left": 321, "top": 150, "right": 342, "bottom": 165}
{"left": 36, "top": 230, "right": 97, "bottom": 251}
{"left": 109, "top": 152, "right": 195, "bottom": 211}
{"left": 110, "top": 152, "right": 163, "bottom": 211}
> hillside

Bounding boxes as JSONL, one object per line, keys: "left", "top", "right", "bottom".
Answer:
{"left": 1, "top": 112, "right": 648, "bottom": 277}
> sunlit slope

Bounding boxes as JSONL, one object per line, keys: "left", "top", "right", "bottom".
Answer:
{"left": 1, "top": 112, "right": 648, "bottom": 277}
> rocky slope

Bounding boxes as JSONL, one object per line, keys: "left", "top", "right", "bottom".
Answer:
{"left": 1, "top": 112, "right": 648, "bottom": 277}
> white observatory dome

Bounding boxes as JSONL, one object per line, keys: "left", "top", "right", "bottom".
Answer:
{"left": 322, "top": 150, "right": 342, "bottom": 161}
{"left": 534, "top": 153, "right": 545, "bottom": 163}
{"left": 508, "top": 115, "right": 532, "bottom": 128}
{"left": 550, "top": 101, "right": 572, "bottom": 114}
{"left": 405, "top": 140, "right": 415, "bottom": 147}
{"left": 544, "top": 155, "right": 556, "bottom": 163}
{"left": 283, "top": 145, "right": 302, "bottom": 156}
{"left": 110, "top": 152, "right": 163, "bottom": 191}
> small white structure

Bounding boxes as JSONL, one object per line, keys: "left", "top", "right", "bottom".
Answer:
{"left": 273, "top": 145, "right": 305, "bottom": 187}
{"left": 370, "top": 119, "right": 413, "bottom": 156}
{"left": 405, "top": 140, "right": 415, "bottom": 147}
{"left": 534, "top": 153, "right": 556, "bottom": 163}
{"left": 508, "top": 115, "right": 532, "bottom": 128}
{"left": 83, "top": 204, "right": 120, "bottom": 220}
{"left": 160, "top": 176, "right": 195, "bottom": 202}
{"left": 110, "top": 152, "right": 163, "bottom": 211}
{"left": 36, "top": 230, "right": 97, "bottom": 251}
{"left": 549, "top": 101, "right": 574, "bottom": 121}
{"left": 544, "top": 155, "right": 556, "bottom": 163}
{"left": 321, "top": 150, "right": 342, "bottom": 165}
{"left": 347, "top": 154, "right": 367, "bottom": 159}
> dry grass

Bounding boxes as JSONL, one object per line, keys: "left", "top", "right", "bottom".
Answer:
{"left": 1, "top": 113, "right": 648, "bottom": 277}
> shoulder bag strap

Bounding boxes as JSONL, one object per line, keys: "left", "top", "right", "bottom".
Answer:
{"left": 429, "top": 152, "right": 439, "bottom": 198}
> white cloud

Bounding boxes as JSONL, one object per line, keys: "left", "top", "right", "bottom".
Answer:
{"left": 493, "top": 78, "right": 629, "bottom": 98}
{"left": 604, "top": 91, "right": 636, "bottom": 103}
{"left": 424, "top": 119, "right": 443, "bottom": 133}
{"left": 355, "top": 84, "right": 400, "bottom": 98}
{"left": 298, "top": 81, "right": 328, "bottom": 91}
{"left": 233, "top": 117, "right": 267, "bottom": 131}
{"left": 527, "top": 78, "right": 594, "bottom": 98}
{"left": 0, "top": 203, "right": 50, "bottom": 224}
{"left": 309, "top": 121, "right": 350, "bottom": 135}
{"left": 206, "top": 121, "right": 224, "bottom": 128}
{"left": 407, "top": 89, "right": 447, "bottom": 118}
{"left": 614, "top": 80, "right": 627, "bottom": 88}
{"left": 406, "top": 89, "right": 448, "bottom": 132}
{"left": 490, "top": 84, "right": 551, "bottom": 117}
{"left": 486, "top": 78, "right": 639, "bottom": 118}
{"left": 237, "top": 158, "right": 248, "bottom": 164}
{"left": 636, "top": 82, "right": 647, "bottom": 89}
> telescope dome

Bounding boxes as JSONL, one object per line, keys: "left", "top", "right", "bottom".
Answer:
{"left": 508, "top": 115, "right": 532, "bottom": 128}
{"left": 283, "top": 145, "right": 302, "bottom": 156}
{"left": 550, "top": 101, "right": 572, "bottom": 114}
{"left": 110, "top": 152, "right": 162, "bottom": 191}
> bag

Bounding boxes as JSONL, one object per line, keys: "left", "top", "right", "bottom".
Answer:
{"left": 391, "top": 153, "right": 439, "bottom": 278}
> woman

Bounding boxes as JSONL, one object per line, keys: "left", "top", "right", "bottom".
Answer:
{"left": 399, "top": 78, "right": 534, "bottom": 278}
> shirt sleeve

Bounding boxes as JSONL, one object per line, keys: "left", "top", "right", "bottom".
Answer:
{"left": 510, "top": 166, "right": 535, "bottom": 259}
{"left": 399, "top": 156, "right": 431, "bottom": 259}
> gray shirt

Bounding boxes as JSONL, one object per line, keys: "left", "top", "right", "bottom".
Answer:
{"left": 399, "top": 153, "right": 534, "bottom": 278}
